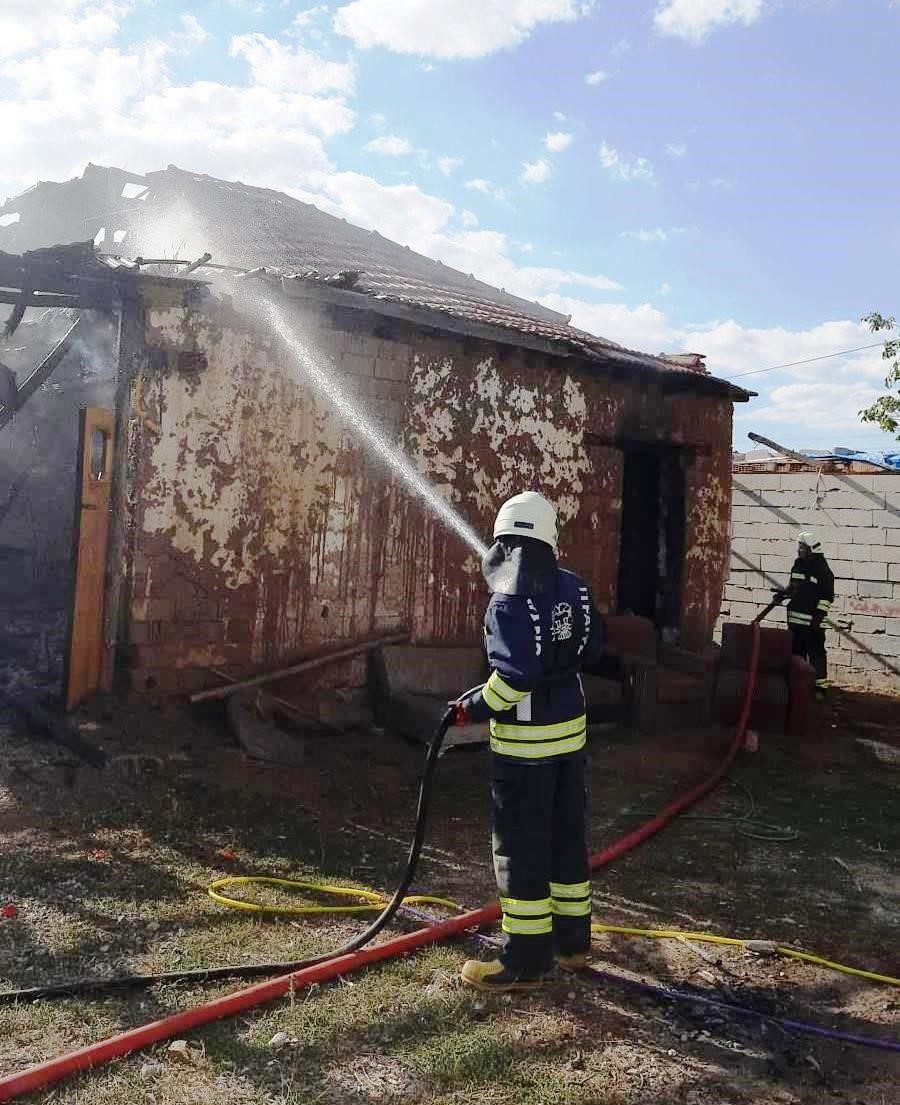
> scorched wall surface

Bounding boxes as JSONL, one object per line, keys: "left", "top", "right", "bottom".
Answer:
{"left": 125, "top": 294, "right": 733, "bottom": 702}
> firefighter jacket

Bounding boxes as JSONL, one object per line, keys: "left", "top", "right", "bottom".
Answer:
{"left": 461, "top": 568, "right": 606, "bottom": 760}
{"left": 786, "top": 553, "right": 834, "bottom": 629}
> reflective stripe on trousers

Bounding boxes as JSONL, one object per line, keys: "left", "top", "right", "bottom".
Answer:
{"left": 499, "top": 896, "right": 553, "bottom": 936}
{"left": 549, "top": 879, "right": 592, "bottom": 917}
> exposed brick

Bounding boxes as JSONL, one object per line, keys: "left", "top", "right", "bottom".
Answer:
{"left": 838, "top": 543, "right": 895, "bottom": 563}
{"left": 132, "top": 597, "right": 174, "bottom": 622}
{"left": 889, "top": 563, "right": 900, "bottom": 583}
{"left": 847, "top": 597, "right": 900, "bottom": 617}
{"left": 885, "top": 618, "right": 900, "bottom": 636}
{"left": 851, "top": 527, "right": 886, "bottom": 544}
{"left": 373, "top": 357, "right": 408, "bottom": 382}
{"left": 131, "top": 668, "right": 180, "bottom": 694}
{"left": 162, "top": 620, "right": 224, "bottom": 644}
{"left": 849, "top": 615, "right": 885, "bottom": 634}
{"left": 857, "top": 581, "right": 893, "bottom": 598}
{"left": 339, "top": 351, "right": 375, "bottom": 377}
{"left": 826, "top": 559, "right": 854, "bottom": 578}
{"left": 130, "top": 621, "right": 162, "bottom": 645}
{"left": 818, "top": 490, "right": 882, "bottom": 511}
{"left": 830, "top": 508, "right": 873, "bottom": 527}
{"left": 178, "top": 669, "right": 211, "bottom": 693}
{"left": 852, "top": 562, "right": 888, "bottom": 581}
{"left": 226, "top": 618, "right": 254, "bottom": 643}
{"left": 854, "top": 633, "right": 900, "bottom": 657}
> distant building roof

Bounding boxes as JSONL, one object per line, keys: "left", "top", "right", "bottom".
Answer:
{"left": 1, "top": 163, "right": 751, "bottom": 400}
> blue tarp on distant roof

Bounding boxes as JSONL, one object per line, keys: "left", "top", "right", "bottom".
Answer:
{"left": 800, "top": 449, "right": 900, "bottom": 472}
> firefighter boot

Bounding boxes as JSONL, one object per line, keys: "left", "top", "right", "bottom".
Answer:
{"left": 557, "top": 952, "right": 589, "bottom": 972}
{"left": 460, "top": 959, "right": 546, "bottom": 992}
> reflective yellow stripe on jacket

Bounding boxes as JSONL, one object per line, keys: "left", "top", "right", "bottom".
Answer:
{"left": 490, "top": 715, "right": 587, "bottom": 759}
{"left": 481, "top": 670, "right": 529, "bottom": 713}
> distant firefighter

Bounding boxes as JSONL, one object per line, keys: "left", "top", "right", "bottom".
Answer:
{"left": 774, "top": 530, "right": 835, "bottom": 701}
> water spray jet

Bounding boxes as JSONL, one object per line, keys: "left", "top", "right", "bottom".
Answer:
{"left": 230, "top": 281, "right": 488, "bottom": 560}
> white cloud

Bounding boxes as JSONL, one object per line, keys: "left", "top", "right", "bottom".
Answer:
{"left": 521, "top": 158, "right": 551, "bottom": 184}
{"left": 437, "top": 155, "right": 463, "bottom": 176}
{"left": 621, "top": 227, "right": 687, "bottom": 243}
{"left": 333, "top": 0, "right": 592, "bottom": 59}
{"left": 553, "top": 111, "right": 567, "bottom": 122}
{"left": 0, "top": 28, "right": 356, "bottom": 198}
{"left": 465, "top": 178, "right": 506, "bottom": 201}
{"left": 293, "top": 172, "right": 622, "bottom": 303}
{"left": 746, "top": 381, "right": 886, "bottom": 433}
{"left": 677, "top": 319, "right": 888, "bottom": 381}
{"left": 460, "top": 209, "right": 479, "bottom": 227}
{"left": 665, "top": 141, "right": 687, "bottom": 158}
{"left": 654, "top": 0, "right": 765, "bottom": 44}
{"left": 365, "top": 134, "right": 413, "bottom": 156}
{"left": 710, "top": 176, "right": 735, "bottom": 189}
{"left": 177, "top": 14, "right": 207, "bottom": 45}
{"left": 544, "top": 295, "right": 678, "bottom": 351}
{"left": 229, "top": 33, "right": 355, "bottom": 96}
{"left": 585, "top": 69, "right": 609, "bottom": 85}
{"left": 598, "top": 142, "right": 656, "bottom": 184}
{"left": 659, "top": 282, "right": 672, "bottom": 296}
{"left": 544, "top": 131, "right": 573, "bottom": 152}
{"left": 4, "top": 42, "right": 169, "bottom": 113}
{"left": 0, "top": 0, "right": 125, "bottom": 58}
{"left": 293, "top": 5, "right": 330, "bottom": 36}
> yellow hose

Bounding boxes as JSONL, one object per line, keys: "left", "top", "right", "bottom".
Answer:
{"left": 591, "top": 923, "right": 900, "bottom": 988}
{"left": 207, "top": 879, "right": 898, "bottom": 989}
{"left": 207, "top": 875, "right": 461, "bottom": 916}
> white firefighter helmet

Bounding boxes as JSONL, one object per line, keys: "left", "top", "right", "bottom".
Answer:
{"left": 493, "top": 491, "right": 558, "bottom": 550}
{"left": 798, "top": 530, "right": 821, "bottom": 550}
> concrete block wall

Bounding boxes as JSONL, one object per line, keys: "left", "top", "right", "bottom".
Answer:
{"left": 718, "top": 471, "right": 900, "bottom": 690}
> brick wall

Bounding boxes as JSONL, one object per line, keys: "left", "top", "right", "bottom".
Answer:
{"left": 123, "top": 291, "right": 735, "bottom": 705}
{"left": 718, "top": 471, "right": 900, "bottom": 689}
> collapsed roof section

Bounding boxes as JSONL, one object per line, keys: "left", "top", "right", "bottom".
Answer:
{"left": 1, "top": 164, "right": 752, "bottom": 402}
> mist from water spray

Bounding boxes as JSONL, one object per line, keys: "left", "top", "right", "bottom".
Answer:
{"left": 237, "top": 284, "right": 488, "bottom": 559}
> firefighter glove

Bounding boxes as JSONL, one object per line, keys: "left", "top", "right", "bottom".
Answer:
{"left": 448, "top": 702, "right": 471, "bottom": 727}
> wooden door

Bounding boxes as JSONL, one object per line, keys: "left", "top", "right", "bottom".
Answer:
{"left": 64, "top": 407, "right": 116, "bottom": 711}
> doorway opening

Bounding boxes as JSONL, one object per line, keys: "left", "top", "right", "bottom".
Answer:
{"left": 0, "top": 309, "right": 118, "bottom": 706}
{"left": 616, "top": 446, "right": 686, "bottom": 636}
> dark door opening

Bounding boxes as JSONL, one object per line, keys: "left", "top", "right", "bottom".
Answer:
{"left": 617, "top": 447, "right": 686, "bottom": 634}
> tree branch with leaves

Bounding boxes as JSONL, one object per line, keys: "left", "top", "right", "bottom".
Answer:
{"left": 859, "top": 311, "right": 900, "bottom": 441}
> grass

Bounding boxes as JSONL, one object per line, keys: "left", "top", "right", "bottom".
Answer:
{"left": 1, "top": 691, "right": 899, "bottom": 1103}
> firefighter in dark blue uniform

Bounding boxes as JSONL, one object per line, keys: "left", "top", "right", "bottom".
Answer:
{"left": 449, "top": 491, "right": 607, "bottom": 991}
{"left": 775, "top": 530, "right": 835, "bottom": 700}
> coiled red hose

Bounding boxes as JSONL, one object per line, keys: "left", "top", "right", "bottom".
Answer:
{"left": 0, "top": 625, "right": 760, "bottom": 1101}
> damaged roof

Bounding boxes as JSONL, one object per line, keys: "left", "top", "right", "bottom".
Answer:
{"left": 1, "top": 164, "right": 751, "bottom": 400}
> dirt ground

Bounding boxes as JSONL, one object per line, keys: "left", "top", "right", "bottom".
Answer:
{"left": 0, "top": 685, "right": 898, "bottom": 1104}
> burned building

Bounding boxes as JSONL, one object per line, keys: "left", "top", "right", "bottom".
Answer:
{"left": 0, "top": 165, "right": 751, "bottom": 714}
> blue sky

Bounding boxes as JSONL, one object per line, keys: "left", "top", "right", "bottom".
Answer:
{"left": 2, "top": 0, "right": 899, "bottom": 451}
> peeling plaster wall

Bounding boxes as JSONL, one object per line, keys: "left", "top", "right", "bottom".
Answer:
{"left": 124, "top": 296, "right": 734, "bottom": 704}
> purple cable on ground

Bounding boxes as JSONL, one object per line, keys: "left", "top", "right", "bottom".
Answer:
{"left": 402, "top": 905, "right": 900, "bottom": 1054}
{"left": 586, "top": 967, "right": 900, "bottom": 1054}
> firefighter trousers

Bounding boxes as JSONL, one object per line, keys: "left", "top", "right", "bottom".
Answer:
{"left": 790, "top": 625, "right": 827, "bottom": 684}
{"left": 490, "top": 750, "right": 591, "bottom": 975}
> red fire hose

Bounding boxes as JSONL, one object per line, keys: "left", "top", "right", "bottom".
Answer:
{"left": 0, "top": 625, "right": 761, "bottom": 1101}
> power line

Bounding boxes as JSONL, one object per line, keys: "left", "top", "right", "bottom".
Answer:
{"left": 728, "top": 341, "right": 887, "bottom": 380}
